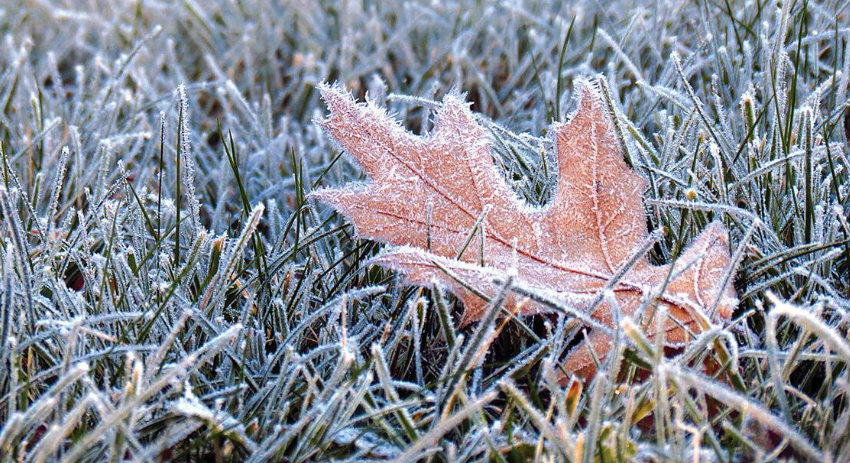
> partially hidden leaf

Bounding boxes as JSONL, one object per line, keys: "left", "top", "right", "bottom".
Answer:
{"left": 311, "top": 77, "right": 738, "bottom": 380}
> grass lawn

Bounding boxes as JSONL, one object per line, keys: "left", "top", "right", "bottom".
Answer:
{"left": 0, "top": 0, "right": 848, "bottom": 461}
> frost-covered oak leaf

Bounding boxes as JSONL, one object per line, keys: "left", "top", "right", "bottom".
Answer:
{"left": 311, "top": 79, "right": 738, "bottom": 379}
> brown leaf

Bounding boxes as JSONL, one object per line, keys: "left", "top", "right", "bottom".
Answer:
{"left": 312, "top": 78, "right": 738, "bottom": 380}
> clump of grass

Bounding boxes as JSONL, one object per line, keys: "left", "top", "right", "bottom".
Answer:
{"left": 0, "top": 0, "right": 848, "bottom": 461}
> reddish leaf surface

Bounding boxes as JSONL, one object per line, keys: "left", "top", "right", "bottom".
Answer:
{"left": 312, "top": 78, "right": 738, "bottom": 380}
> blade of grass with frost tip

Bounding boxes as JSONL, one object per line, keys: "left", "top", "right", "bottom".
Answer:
{"left": 664, "top": 364, "right": 824, "bottom": 461}
{"left": 218, "top": 121, "right": 268, "bottom": 284}
{"left": 260, "top": 285, "right": 386, "bottom": 381}
{"left": 310, "top": 150, "right": 345, "bottom": 189}
{"left": 504, "top": 280, "right": 612, "bottom": 335}
{"left": 524, "top": 27, "right": 554, "bottom": 122}
{"left": 145, "top": 309, "right": 193, "bottom": 380}
{"left": 430, "top": 260, "right": 539, "bottom": 341}
{"left": 260, "top": 217, "right": 340, "bottom": 286}
{"left": 157, "top": 111, "right": 165, "bottom": 242}
{"left": 766, "top": 293, "right": 850, "bottom": 366}
{"left": 44, "top": 146, "right": 68, "bottom": 241}
{"left": 176, "top": 84, "right": 202, "bottom": 241}
{"left": 672, "top": 53, "right": 734, "bottom": 164}
{"left": 410, "top": 298, "right": 426, "bottom": 385}
{"left": 316, "top": 240, "right": 376, "bottom": 297}
{"left": 371, "top": 343, "right": 419, "bottom": 442}
{"left": 555, "top": 16, "right": 576, "bottom": 122}
{"left": 199, "top": 203, "right": 263, "bottom": 312}
{"left": 432, "top": 284, "right": 457, "bottom": 350}
{"left": 139, "top": 231, "right": 207, "bottom": 342}
{"left": 582, "top": 372, "right": 608, "bottom": 463}
{"left": 1, "top": 151, "right": 45, "bottom": 243}
{"left": 94, "top": 202, "right": 120, "bottom": 316}
{"left": 0, "top": 187, "right": 34, "bottom": 333}
{"left": 440, "top": 276, "right": 512, "bottom": 415}
{"left": 802, "top": 108, "right": 814, "bottom": 244}
{"left": 121, "top": 181, "right": 157, "bottom": 261}
{"left": 389, "top": 390, "right": 497, "bottom": 463}
{"left": 0, "top": 251, "right": 12, "bottom": 389}
{"left": 493, "top": 340, "right": 549, "bottom": 383}
{"left": 821, "top": 120, "right": 850, "bottom": 263}
{"left": 0, "top": 141, "right": 9, "bottom": 188}
{"left": 174, "top": 98, "right": 183, "bottom": 267}
{"left": 454, "top": 205, "right": 491, "bottom": 261}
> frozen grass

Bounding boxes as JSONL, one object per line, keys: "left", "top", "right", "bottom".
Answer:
{"left": 0, "top": 0, "right": 848, "bottom": 461}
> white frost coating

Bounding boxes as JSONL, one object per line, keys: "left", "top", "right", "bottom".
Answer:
{"left": 175, "top": 83, "right": 203, "bottom": 240}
